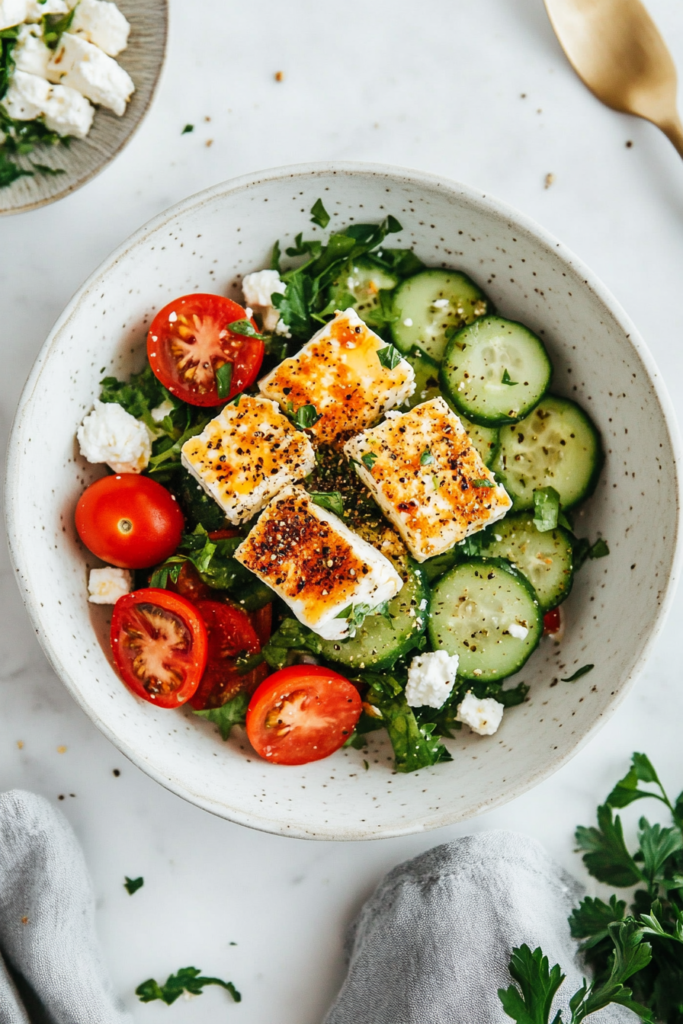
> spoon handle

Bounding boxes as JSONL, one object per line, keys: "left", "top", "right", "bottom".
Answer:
{"left": 660, "top": 117, "right": 683, "bottom": 160}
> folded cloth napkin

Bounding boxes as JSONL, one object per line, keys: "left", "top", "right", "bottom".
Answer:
{"left": 323, "top": 831, "right": 635, "bottom": 1024}
{"left": 0, "top": 790, "right": 131, "bottom": 1024}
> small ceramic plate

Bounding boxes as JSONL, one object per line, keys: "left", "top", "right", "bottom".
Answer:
{"left": 6, "top": 164, "right": 682, "bottom": 839}
{"left": 0, "top": 0, "right": 167, "bottom": 215}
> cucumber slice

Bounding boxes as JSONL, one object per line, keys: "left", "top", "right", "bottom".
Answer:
{"left": 440, "top": 316, "right": 552, "bottom": 426}
{"left": 428, "top": 559, "right": 542, "bottom": 681}
{"left": 485, "top": 512, "right": 573, "bottom": 611}
{"left": 328, "top": 258, "right": 400, "bottom": 327}
{"left": 318, "top": 557, "right": 428, "bottom": 671}
{"left": 390, "top": 270, "right": 490, "bottom": 362}
{"left": 491, "top": 395, "right": 602, "bottom": 510}
{"left": 421, "top": 547, "right": 461, "bottom": 583}
{"left": 403, "top": 347, "right": 499, "bottom": 466}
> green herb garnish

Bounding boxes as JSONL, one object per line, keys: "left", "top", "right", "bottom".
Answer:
{"left": 377, "top": 344, "right": 403, "bottom": 370}
{"left": 533, "top": 486, "right": 562, "bottom": 531}
{"left": 124, "top": 876, "right": 144, "bottom": 896}
{"left": 420, "top": 448, "right": 435, "bottom": 466}
{"left": 309, "top": 491, "right": 344, "bottom": 517}
{"left": 136, "top": 967, "right": 241, "bottom": 1006}
{"left": 214, "top": 361, "right": 233, "bottom": 400}
{"left": 501, "top": 368, "right": 518, "bottom": 386}
{"left": 561, "top": 664, "right": 594, "bottom": 682}
{"left": 182, "top": 124, "right": 194, "bottom": 134}
{"left": 194, "top": 692, "right": 250, "bottom": 740}
{"left": 261, "top": 618, "right": 322, "bottom": 671}
{"left": 361, "top": 451, "right": 378, "bottom": 469}
{"left": 472, "top": 478, "right": 494, "bottom": 488}
{"left": 227, "top": 318, "right": 266, "bottom": 340}
{"left": 286, "top": 402, "right": 321, "bottom": 429}
{"left": 310, "top": 197, "right": 331, "bottom": 229}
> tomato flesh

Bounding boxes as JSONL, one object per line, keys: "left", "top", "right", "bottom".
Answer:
{"left": 246, "top": 665, "right": 362, "bottom": 766}
{"left": 76, "top": 474, "right": 184, "bottom": 569}
{"left": 543, "top": 607, "right": 562, "bottom": 635}
{"left": 111, "top": 589, "right": 208, "bottom": 708}
{"left": 147, "top": 293, "right": 264, "bottom": 407}
{"left": 190, "top": 600, "right": 263, "bottom": 710}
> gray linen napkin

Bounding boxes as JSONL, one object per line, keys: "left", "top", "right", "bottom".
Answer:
{"left": 323, "top": 831, "right": 636, "bottom": 1024}
{"left": 0, "top": 790, "right": 131, "bottom": 1024}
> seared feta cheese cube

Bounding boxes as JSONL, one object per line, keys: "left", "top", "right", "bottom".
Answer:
{"left": 456, "top": 691, "right": 504, "bottom": 736}
{"left": 242, "top": 268, "right": 286, "bottom": 333}
{"left": 258, "top": 309, "right": 415, "bottom": 446}
{"left": 405, "top": 650, "right": 459, "bottom": 708}
{"left": 180, "top": 396, "right": 316, "bottom": 526}
{"left": 47, "top": 33, "right": 134, "bottom": 115}
{"left": 77, "top": 400, "right": 151, "bottom": 473}
{"left": 0, "top": 0, "right": 27, "bottom": 30}
{"left": 235, "top": 485, "right": 403, "bottom": 640}
{"left": 68, "top": 0, "right": 130, "bottom": 57}
{"left": 2, "top": 69, "right": 51, "bottom": 120}
{"left": 88, "top": 566, "right": 132, "bottom": 604}
{"left": 14, "top": 24, "right": 51, "bottom": 77}
{"left": 344, "top": 397, "right": 512, "bottom": 562}
{"left": 25, "top": 0, "right": 68, "bottom": 18}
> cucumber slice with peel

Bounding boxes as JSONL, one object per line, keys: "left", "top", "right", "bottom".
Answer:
{"left": 485, "top": 512, "right": 573, "bottom": 611}
{"left": 328, "top": 258, "right": 399, "bottom": 327}
{"left": 428, "top": 558, "right": 542, "bottom": 681}
{"left": 491, "top": 395, "right": 602, "bottom": 510}
{"left": 440, "top": 316, "right": 552, "bottom": 426}
{"left": 390, "top": 269, "right": 490, "bottom": 362}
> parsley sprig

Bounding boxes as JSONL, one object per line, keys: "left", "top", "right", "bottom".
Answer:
{"left": 136, "top": 967, "right": 241, "bottom": 1005}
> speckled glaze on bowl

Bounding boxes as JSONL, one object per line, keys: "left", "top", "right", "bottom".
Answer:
{"left": 0, "top": 0, "right": 167, "bottom": 215}
{"left": 6, "top": 163, "right": 682, "bottom": 839}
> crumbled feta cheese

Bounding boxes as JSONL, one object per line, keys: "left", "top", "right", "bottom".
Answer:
{"left": 0, "top": 0, "right": 28, "bottom": 31}
{"left": 403, "top": 318, "right": 413, "bottom": 327}
{"left": 405, "top": 650, "right": 459, "bottom": 709}
{"left": 68, "top": 0, "right": 130, "bottom": 57}
{"left": 418, "top": 598, "right": 428, "bottom": 611}
{"left": 456, "top": 691, "right": 504, "bottom": 736}
{"left": 88, "top": 566, "right": 132, "bottom": 604}
{"left": 150, "top": 398, "right": 174, "bottom": 423}
{"left": 274, "top": 317, "right": 292, "bottom": 338}
{"left": 433, "top": 298, "right": 449, "bottom": 308}
{"left": 1, "top": 69, "right": 51, "bottom": 120}
{"left": 242, "top": 269, "right": 287, "bottom": 333}
{"left": 77, "top": 401, "right": 151, "bottom": 473}
{"left": 47, "top": 33, "right": 134, "bottom": 116}
{"left": 43, "top": 81, "right": 94, "bottom": 138}
{"left": 508, "top": 622, "right": 529, "bottom": 640}
{"left": 13, "top": 23, "right": 51, "bottom": 77}
{"left": 25, "top": 0, "right": 67, "bottom": 19}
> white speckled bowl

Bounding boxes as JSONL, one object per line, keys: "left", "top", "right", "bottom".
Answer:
{"left": 6, "top": 164, "right": 682, "bottom": 839}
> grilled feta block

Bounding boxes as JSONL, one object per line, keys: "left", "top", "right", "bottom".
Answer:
{"left": 344, "top": 397, "right": 512, "bottom": 562}
{"left": 180, "top": 396, "right": 315, "bottom": 525}
{"left": 68, "top": 0, "right": 131, "bottom": 57}
{"left": 258, "top": 308, "right": 415, "bottom": 447}
{"left": 235, "top": 485, "right": 403, "bottom": 640}
{"left": 47, "top": 33, "right": 134, "bottom": 115}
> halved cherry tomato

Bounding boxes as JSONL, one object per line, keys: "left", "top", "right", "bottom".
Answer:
{"left": 147, "top": 294, "right": 264, "bottom": 407}
{"left": 167, "top": 561, "right": 213, "bottom": 604}
{"left": 190, "top": 600, "right": 263, "bottom": 710}
{"left": 76, "top": 474, "right": 184, "bottom": 569}
{"left": 246, "top": 665, "right": 362, "bottom": 766}
{"left": 111, "top": 589, "right": 208, "bottom": 708}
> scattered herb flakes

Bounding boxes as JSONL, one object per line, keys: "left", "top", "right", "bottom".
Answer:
{"left": 124, "top": 876, "right": 144, "bottom": 896}
{"left": 420, "top": 448, "right": 435, "bottom": 466}
{"left": 310, "top": 198, "right": 330, "bottom": 229}
{"left": 590, "top": 538, "right": 610, "bottom": 559}
{"left": 501, "top": 369, "right": 518, "bottom": 386}
{"left": 309, "top": 491, "right": 345, "bottom": 517}
{"left": 561, "top": 664, "right": 594, "bottom": 682}
{"left": 363, "top": 760, "right": 369, "bottom": 771}
{"left": 182, "top": 124, "right": 194, "bottom": 134}
{"left": 361, "top": 451, "right": 378, "bottom": 469}
{"left": 377, "top": 344, "right": 402, "bottom": 370}
{"left": 472, "top": 478, "right": 494, "bottom": 488}
{"left": 227, "top": 318, "right": 265, "bottom": 340}
{"left": 136, "top": 967, "right": 241, "bottom": 1005}
{"left": 214, "top": 361, "right": 233, "bottom": 400}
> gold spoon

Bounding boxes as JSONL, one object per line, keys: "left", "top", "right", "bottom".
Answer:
{"left": 544, "top": 0, "right": 683, "bottom": 158}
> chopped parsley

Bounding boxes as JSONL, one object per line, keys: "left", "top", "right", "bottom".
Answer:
{"left": 226, "top": 318, "right": 265, "bottom": 340}
{"left": 532, "top": 485, "right": 571, "bottom": 532}
{"left": 420, "top": 448, "right": 435, "bottom": 466}
{"left": 182, "top": 124, "right": 194, "bottom": 134}
{"left": 310, "top": 197, "right": 330, "bottom": 229}
{"left": 377, "top": 344, "right": 403, "bottom": 370}
{"left": 194, "top": 692, "right": 250, "bottom": 740}
{"left": 361, "top": 451, "right": 378, "bottom": 469}
{"left": 124, "top": 876, "right": 144, "bottom": 896}
{"left": 309, "top": 490, "right": 345, "bottom": 517}
{"left": 286, "top": 402, "right": 321, "bottom": 429}
{"left": 561, "top": 664, "right": 594, "bottom": 682}
{"left": 214, "top": 361, "right": 233, "bottom": 400}
{"left": 501, "top": 368, "right": 518, "bottom": 386}
{"left": 472, "top": 478, "right": 494, "bottom": 488}
{"left": 136, "top": 967, "right": 241, "bottom": 1005}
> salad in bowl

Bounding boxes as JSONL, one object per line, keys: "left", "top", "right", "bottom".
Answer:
{"left": 72, "top": 199, "right": 608, "bottom": 774}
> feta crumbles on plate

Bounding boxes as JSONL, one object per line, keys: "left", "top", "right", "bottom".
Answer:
{"left": 88, "top": 565, "right": 131, "bottom": 604}
{"left": 180, "top": 395, "right": 316, "bottom": 525}
{"left": 241, "top": 269, "right": 288, "bottom": 334}
{"left": 235, "top": 485, "right": 403, "bottom": 641}
{"left": 405, "top": 650, "right": 460, "bottom": 709}
{"left": 258, "top": 308, "right": 415, "bottom": 446}
{"left": 456, "top": 691, "right": 505, "bottom": 736}
{"left": 344, "top": 397, "right": 512, "bottom": 562}
{"left": 77, "top": 400, "right": 151, "bottom": 474}
{"left": 47, "top": 31, "right": 133, "bottom": 116}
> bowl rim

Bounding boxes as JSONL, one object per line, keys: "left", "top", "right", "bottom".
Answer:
{"left": 0, "top": 0, "right": 169, "bottom": 217}
{"left": 6, "top": 160, "right": 683, "bottom": 839}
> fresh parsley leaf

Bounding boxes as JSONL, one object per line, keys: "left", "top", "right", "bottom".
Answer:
{"left": 570, "top": 921, "right": 653, "bottom": 1022}
{"left": 498, "top": 944, "right": 565, "bottom": 1024}
{"left": 575, "top": 804, "right": 643, "bottom": 887}
{"left": 0, "top": 150, "right": 31, "bottom": 188}
{"left": 99, "top": 364, "right": 169, "bottom": 424}
{"left": 136, "top": 967, "right": 241, "bottom": 1005}
{"left": 361, "top": 451, "right": 378, "bottom": 469}
{"left": 472, "top": 478, "right": 494, "bottom": 488}
{"left": 569, "top": 895, "right": 627, "bottom": 950}
{"left": 420, "top": 448, "right": 435, "bottom": 466}
{"left": 310, "top": 198, "right": 331, "bottom": 228}
{"left": 372, "top": 247, "right": 425, "bottom": 277}
{"left": 561, "top": 664, "right": 594, "bottom": 682}
{"left": 589, "top": 538, "right": 610, "bottom": 559}
{"left": 194, "top": 692, "right": 250, "bottom": 741}
{"left": 335, "top": 601, "right": 389, "bottom": 637}
{"left": 41, "top": 7, "right": 76, "bottom": 48}
{"left": 606, "top": 753, "right": 671, "bottom": 811}
{"left": 226, "top": 318, "right": 266, "bottom": 340}
{"left": 261, "top": 617, "right": 322, "bottom": 670}
{"left": 496, "top": 681, "right": 530, "bottom": 708}
{"left": 215, "top": 361, "right": 233, "bottom": 400}
{"left": 270, "top": 239, "right": 281, "bottom": 272}
{"left": 502, "top": 368, "right": 518, "bottom": 386}
{"left": 533, "top": 486, "right": 561, "bottom": 532}
{"left": 637, "top": 818, "right": 683, "bottom": 890}
{"left": 309, "top": 491, "right": 344, "bottom": 517}
{"left": 289, "top": 403, "right": 321, "bottom": 429}
{"left": 124, "top": 876, "right": 144, "bottom": 895}
{"left": 377, "top": 344, "right": 402, "bottom": 370}
{"left": 181, "top": 124, "right": 194, "bottom": 134}
{"left": 30, "top": 162, "right": 65, "bottom": 175}
{"left": 149, "top": 561, "right": 183, "bottom": 589}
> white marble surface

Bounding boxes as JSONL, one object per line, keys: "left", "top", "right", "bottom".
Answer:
{"left": 2, "top": 0, "right": 683, "bottom": 1019}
